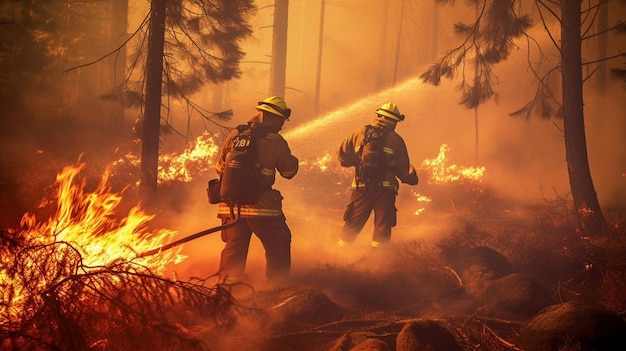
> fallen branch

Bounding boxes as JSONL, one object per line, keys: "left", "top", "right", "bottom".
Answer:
{"left": 483, "top": 324, "right": 521, "bottom": 350}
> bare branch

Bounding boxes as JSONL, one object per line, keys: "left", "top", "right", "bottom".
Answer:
{"left": 583, "top": 52, "right": 626, "bottom": 65}
{"left": 580, "top": 0, "right": 601, "bottom": 38}
{"left": 614, "top": 20, "right": 626, "bottom": 34}
{"left": 64, "top": 12, "right": 150, "bottom": 73}
{"left": 536, "top": 0, "right": 562, "bottom": 53}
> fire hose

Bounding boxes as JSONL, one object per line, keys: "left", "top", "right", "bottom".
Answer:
{"left": 136, "top": 205, "right": 241, "bottom": 259}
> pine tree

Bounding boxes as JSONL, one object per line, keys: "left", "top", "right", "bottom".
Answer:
{"left": 421, "top": 0, "right": 626, "bottom": 235}
{"left": 139, "top": 0, "right": 256, "bottom": 203}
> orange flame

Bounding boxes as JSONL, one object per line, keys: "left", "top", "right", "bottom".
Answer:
{"left": 159, "top": 132, "right": 219, "bottom": 183}
{"left": 1, "top": 161, "right": 184, "bottom": 321}
{"left": 299, "top": 152, "right": 334, "bottom": 172}
{"left": 411, "top": 191, "right": 432, "bottom": 215}
{"left": 18, "top": 162, "right": 184, "bottom": 270}
{"left": 114, "top": 131, "right": 219, "bottom": 184}
{"left": 421, "top": 144, "right": 485, "bottom": 184}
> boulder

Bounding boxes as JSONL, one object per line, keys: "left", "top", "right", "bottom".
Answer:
{"left": 396, "top": 319, "right": 462, "bottom": 351}
{"left": 518, "top": 301, "right": 626, "bottom": 351}
{"left": 452, "top": 246, "right": 511, "bottom": 281}
{"left": 481, "top": 273, "right": 556, "bottom": 320}
{"left": 267, "top": 286, "right": 351, "bottom": 328}
{"left": 329, "top": 332, "right": 392, "bottom": 351}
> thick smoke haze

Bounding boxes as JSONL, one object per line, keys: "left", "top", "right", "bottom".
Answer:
{"left": 116, "top": 0, "right": 626, "bottom": 284}
{"left": 165, "top": 75, "right": 625, "bottom": 286}
{"left": 2, "top": 1, "right": 624, "bottom": 286}
{"left": 2, "top": 3, "right": 626, "bottom": 350}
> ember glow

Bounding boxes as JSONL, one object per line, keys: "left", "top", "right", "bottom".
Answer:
{"left": 114, "top": 131, "right": 219, "bottom": 184}
{"left": 298, "top": 152, "right": 334, "bottom": 172}
{"left": 16, "top": 162, "right": 184, "bottom": 269}
{"left": 421, "top": 144, "right": 485, "bottom": 184}
{"left": 411, "top": 191, "right": 433, "bottom": 215}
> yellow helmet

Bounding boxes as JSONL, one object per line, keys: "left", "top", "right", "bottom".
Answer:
{"left": 376, "top": 102, "right": 404, "bottom": 122}
{"left": 256, "top": 96, "right": 292, "bottom": 119}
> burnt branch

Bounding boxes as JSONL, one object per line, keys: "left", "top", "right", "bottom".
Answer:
{"left": 1, "top": 229, "right": 249, "bottom": 351}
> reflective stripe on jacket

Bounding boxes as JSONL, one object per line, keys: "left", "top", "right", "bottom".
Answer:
{"left": 216, "top": 189, "right": 285, "bottom": 217}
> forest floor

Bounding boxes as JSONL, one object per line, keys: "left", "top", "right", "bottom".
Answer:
{"left": 2, "top": 127, "right": 626, "bottom": 351}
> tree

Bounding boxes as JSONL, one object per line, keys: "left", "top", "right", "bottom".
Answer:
{"left": 141, "top": 0, "right": 167, "bottom": 204}
{"left": 559, "top": 0, "right": 604, "bottom": 234}
{"left": 0, "top": 0, "right": 57, "bottom": 120}
{"left": 137, "top": 0, "right": 256, "bottom": 203}
{"left": 1, "top": 1, "right": 116, "bottom": 128}
{"left": 270, "top": 0, "right": 289, "bottom": 98}
{"left": 14, "top": 0, "right": 255, "bottom": 204}
{"left": 421, "top": 0, "right": 626, "bottom": 235}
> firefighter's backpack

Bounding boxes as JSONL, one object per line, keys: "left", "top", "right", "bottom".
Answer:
{"left": 357, "top": 125, "right": 388, "bottom": 186}
{"left": 219, "top": 125, "right": 268, "bottom": 205}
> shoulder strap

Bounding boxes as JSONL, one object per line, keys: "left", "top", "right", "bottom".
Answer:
{"left": 252, "top": 125, "right": 278, "bottom": 137}
{"left": 236, "top": 124, "right": 250, "bottom": 133}
{"left": 364, "top": 125, "right": 386, "bottom": 143}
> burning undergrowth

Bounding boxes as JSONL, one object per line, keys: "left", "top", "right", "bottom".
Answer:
{"left": 1, "top": 230, "right": 246, "bottom": 350}
{"left": 0, "top": 160, "right": 258, "bottom": 351}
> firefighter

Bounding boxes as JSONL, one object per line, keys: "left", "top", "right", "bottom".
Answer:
{"left": 337, "top": 102, "right": 418, "bottom": 248}
{"left": 215, "top": 96, "right": 299, "bottom": 287}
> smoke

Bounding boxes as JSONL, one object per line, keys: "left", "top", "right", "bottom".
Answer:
{"left": 6, "top": 0, "right": 622, "bottom": 291}
{"left": 584, "top": 88, "right": 626, "bottom": 207}
{"left": 163, "top": 63, "right": 625, "bottom": 285}
{"left": 283, "top": 75, "right": 568, "bottom": 201}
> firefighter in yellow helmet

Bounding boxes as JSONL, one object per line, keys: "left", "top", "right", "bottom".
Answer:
{"left": 214, "top": 96, "right": 299, "bottom": 287}
{"left": 337, "top": 102, "right": 418, "bottom": 248}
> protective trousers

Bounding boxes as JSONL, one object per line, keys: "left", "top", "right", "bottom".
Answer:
{"left": 340, "top": 186, "right": 397, "bottom": 246}
{"left": 219, "top": 216, "right": 291, "bottom": 285}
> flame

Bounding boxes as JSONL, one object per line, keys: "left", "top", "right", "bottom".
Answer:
{"left": 18, "top": 162, "right": 184, "bottom": 269}
{"left": 114, "top": 131, "right": 219, "bottom": 184}
{"left": 421, "top": 144, "right": 485, "bottom": 184}
{"left": 411, "top": 191, "right": 432, "bottom": 215}
{"left": 159, "top": 132, "right": 219, "bottom": 182}
{"left": 2, "top": 161, "right": 184, "bottom": 320}
{"left": 298, "top": 152, "right": 334, "bottom": 172}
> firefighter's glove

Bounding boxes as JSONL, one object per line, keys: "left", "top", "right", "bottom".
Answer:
{"left": 400, "top": 165, "right": 419, "bottom": 185}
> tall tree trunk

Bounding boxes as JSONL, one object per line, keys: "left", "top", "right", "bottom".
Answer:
{"left": 313, "top": 0, "right": 325, "bottom": 116}
{"left": 594, "top": 0, "right": 609, "bottom": 93}
{"left": 375, "top": 2, "right": 390, "bottom": 90}
{"left": 107, "top": 0, "right": 128, "bottom": 123}
{"left": 561, "top": 1, "right": 605, "bottom": 235}
{"left": 270, "top": 0, "right": 288, "bottom": 98}
{"left": 429, "top": 3, "right": 438, "bottom": 62}
{"left": 391, "top": 0, "right": 405, "bottom": 87}
{"left": 111, "top": 0, "right": 128, "bottom": 103}
{"left": 141, "top": 0, "right": 166, "bottom": 205}
{"left": 111, "top": 0, "right": 128, "bottom": 87}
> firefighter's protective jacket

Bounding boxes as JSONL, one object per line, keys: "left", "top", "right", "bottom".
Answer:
{"left": 215, "top": 113, "right": 299, "bottom": 218}
{"left": 337, "top": 117, "right": 418, "bottom": 193}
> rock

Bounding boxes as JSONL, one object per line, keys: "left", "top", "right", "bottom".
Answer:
{"left": 264, "top": 286, "right": 351, "bottom": 331}
{"left": 518, "top": 301, "right": 626, "bottom": 351}
{"left": 452, "top": 246, "right": 511, "bottom": 282}
{"left": 329, "top": 332, "right": 392, "bottom": 351}
{"left": 448, "top": 246, "right": 512, "bottom": 297}
{"left": 481, "top": 273, "right": 556, "bottom": 320}
{"left": 396, "top": 319, "right": 462, "bottom": 351}
{"left": 350, "top": 338, "right": 391, "bottom": 351}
